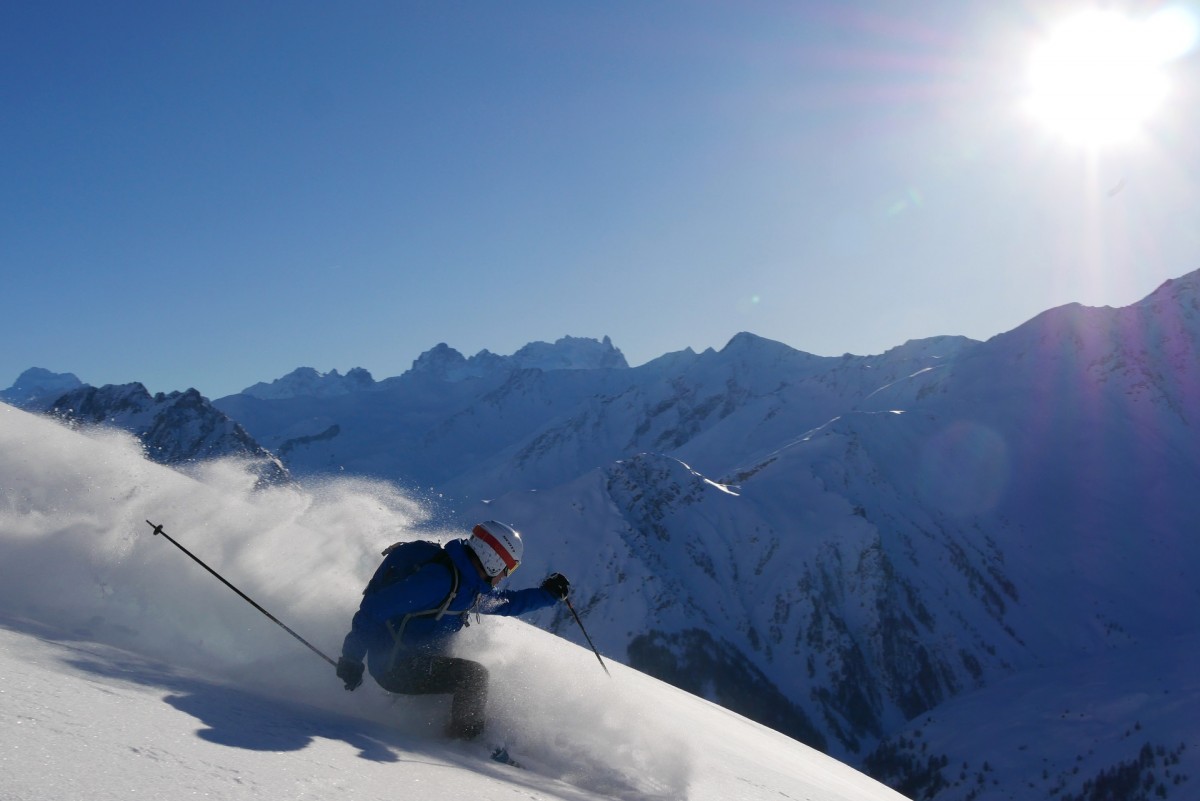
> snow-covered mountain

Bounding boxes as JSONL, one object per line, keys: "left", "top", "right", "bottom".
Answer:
{"left": 220, "top": 272, "right": 1200, "bottom": 798}
{"left": 33, "top": 382, "right": 289, "bottom": 485}
{"left": 8, "top": 271, "right": 1200, "bottom": 799}
{"left": 0, "top": 404, "right": 908, "bottom": 801}
{"left": 459, "top": 273, "right": 1200, "bottom": 796}
{"left": 0, "top": 366, "right": 84, "bottom": 408}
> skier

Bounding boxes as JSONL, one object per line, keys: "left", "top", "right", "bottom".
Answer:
{"left": 335, "top": 520, "right": 571, "bottom": 740}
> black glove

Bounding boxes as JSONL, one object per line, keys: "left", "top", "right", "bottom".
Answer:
{"left": 336, "top": 657, "right": 364, "bottom": 691}
{"left": 540, "top": 572, "right": 570, "bottom": 601}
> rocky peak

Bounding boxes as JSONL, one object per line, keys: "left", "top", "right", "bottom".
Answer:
{"left": 239, "top": 366, "right": 377, "bottom": 400}
{"left": 50, "top": 384, "right": 288, "bottom": 485}
{"left": 1, "top": 368, "right": 85, "bottom": 410}
{"left": 408, "top": 336, "right": 628, "bottom": 382}
{"left": 510, "top": 335, "right": 629, "bottom": 371}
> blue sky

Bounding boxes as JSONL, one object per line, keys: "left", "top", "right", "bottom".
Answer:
{"left": 4, "top": 1, "right": 1199, "bottom": 398}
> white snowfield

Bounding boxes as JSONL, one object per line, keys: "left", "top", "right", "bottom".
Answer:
{"left": 0, "top": 403, "right": 907, "bottom": 801}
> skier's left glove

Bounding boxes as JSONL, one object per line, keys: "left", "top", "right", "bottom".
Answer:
{"left": 336, "top": 657, "right": 364, "bottom": 691}
{"left": 540, "top": 573, "right": 570, "bottom": 601}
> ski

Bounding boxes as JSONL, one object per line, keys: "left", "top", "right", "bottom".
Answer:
{"left": 490, "top": 746, "right": 522, "bottom": 769}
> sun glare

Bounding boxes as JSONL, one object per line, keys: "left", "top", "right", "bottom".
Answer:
{"left": 1025, "top": 9, "right": 1189, "bottom": 147}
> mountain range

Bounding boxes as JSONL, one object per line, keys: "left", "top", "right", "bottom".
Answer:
{"left": 6, "top": 270, "right": 1199, "bottom": 800}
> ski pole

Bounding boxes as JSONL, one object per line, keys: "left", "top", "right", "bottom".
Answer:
{"left": 564, "top": 597, "right": 610, "bottom": 677}
{"left": 144, "top": 520, "right": 337, "bottom": 668}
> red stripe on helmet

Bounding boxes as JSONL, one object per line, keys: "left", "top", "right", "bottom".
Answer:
{"left": 472, "top": 524, "right": 519, "bottom": 571}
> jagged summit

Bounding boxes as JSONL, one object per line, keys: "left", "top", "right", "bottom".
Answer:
{"left": 510, "top": 335, "right": 629, "bottom": 371}
{"left": 240, "top": 366, "right": 376, "bottom": 400}
{"left": 407, "top": 343, "right": 506, "bottom": 382}
{"left": 407, "top": 335, "right": 628, "bottom": 382}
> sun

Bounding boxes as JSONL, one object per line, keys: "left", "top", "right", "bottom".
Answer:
{"left": 1025, "top": 9, "right": 1186, "bottom": 147}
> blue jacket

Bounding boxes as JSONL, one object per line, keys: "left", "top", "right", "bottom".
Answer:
{"left": 340, "top": 538, "right": 556, "bottom": 679}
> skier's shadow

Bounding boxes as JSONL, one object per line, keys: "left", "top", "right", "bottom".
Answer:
{"left": 66, "top": 650, "right": 419, "bottom": 763}
{"left": 25, "top": 637, "right": 403, "bottom": 762}
{"left": 1, "top": 614, "right": 436, "bottom": 764}
{"left": 159, "top": 683, "right": 402, "bottom": 763}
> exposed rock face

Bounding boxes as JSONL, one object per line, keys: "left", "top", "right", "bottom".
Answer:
{"left": 49, "top": 383, "right": 288, "bottom": 485}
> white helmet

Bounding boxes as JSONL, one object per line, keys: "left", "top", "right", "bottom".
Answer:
{"left": 467, "top": 520, "right": 524, "bottom": 578}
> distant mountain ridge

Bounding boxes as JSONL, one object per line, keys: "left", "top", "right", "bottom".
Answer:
{"left": 239, "top": 335, "right": 630, "bottom": 399}
{"left": 407, "top": 334, "right": 628, "bottom": 381}
{"left": 241, "top": 367, "right": 377, "bottom": 401}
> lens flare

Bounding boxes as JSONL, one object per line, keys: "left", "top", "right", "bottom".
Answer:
{"left": 1025, "top": 9, "right": 1178, "bottom": 146}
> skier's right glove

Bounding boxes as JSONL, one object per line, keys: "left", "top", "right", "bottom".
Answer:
{"left": 336, "top": 657, "right": 364, "bottom": 691}
{"left": 540, "top": 573, "right": 570, "bottom": 601}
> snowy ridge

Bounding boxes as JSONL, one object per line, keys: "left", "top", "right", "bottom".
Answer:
{"left": 865, "top": 632, "right": 1200, "bottom": 800}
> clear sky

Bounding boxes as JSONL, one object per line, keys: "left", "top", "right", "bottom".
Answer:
{"left": 4, "top": 1, "right": 1199, "bottom": 399}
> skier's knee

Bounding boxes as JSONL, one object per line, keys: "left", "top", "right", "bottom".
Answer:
{"left": 463, "top": 660, "right": 488, "bottom": 691}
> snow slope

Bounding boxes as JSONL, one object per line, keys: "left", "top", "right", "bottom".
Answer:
{"left": 865, "top": 632, "right": 1200, "bottom": 800}
{"left": 0, "top": 402, "right": 906, "bottom": 801}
